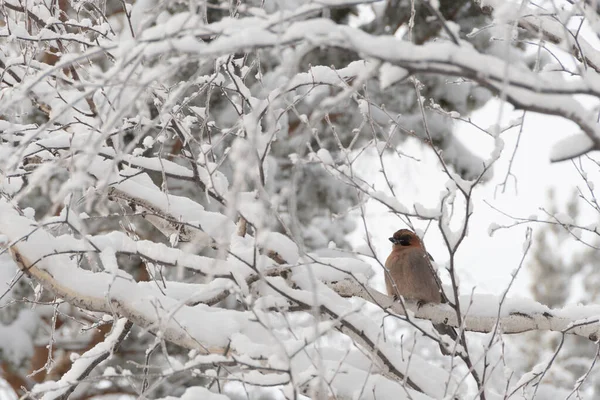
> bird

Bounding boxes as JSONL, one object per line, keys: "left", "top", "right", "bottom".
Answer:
{"left": 385, "top": 228, "right": 457, "bottom": 355}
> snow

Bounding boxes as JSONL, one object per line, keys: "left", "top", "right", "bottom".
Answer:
{"left": 257, "top": 231, "right": 300, "bottom": 264}
{"left": 0, "top": 200, "right": 267, "bottom": 351}
{"left": 207, "top": 27, "right": 279, "bottom": 55}
{"left": 126, "top": 18, "right": 598, "bottom": 148}
{"left": 293, "top": 255, "right": 373, "bottom": 285}
{"left": 316, "top": 148, "right": 334, "bottom": 165}
{"left": 369, "top": 191, "right": 408, "bottom": 214}
{"left": 379, "top": 63, "right": 408, "bottom": 89}
{"left": 129, "top": 0, "right": 158, "bottom": 32}
{"left": 142, "top": 136, "right": 155, "bottom": 148}
{"left": 488, "top": 222, "right": 501, "bottom": 236}
{"left": 54, "top": 231, "right": 234, "bottom": 276}
{"left": 88, "top": 161, "right": 235, "bottom": 244}
{"left": 462, "top": 293, "right": 551, "bottom": 318}
{"left": 286, "top": 61, "right": 370, "bottom": 89}
{"left": 36, "top": 318, "right": 131, "bottom": 400}
{"left": 235, "top": 192, "right": 265, "bottom": 227}
{"left": 549, "top": 132, "right": 595, "bottom": 162}
{"left": 99, "top": 247, "right": 119, "bottom": 274}
{"left": 370, "top": 191, "right": 442, "bottom": 219}
{"left": 0, "top": 310, "right": 37, "bottom": 365}
{"left": 4, "top": 2, "right": 600, "bottom": 398}
{"left": 265, "top": 277, "right": 452, "bottom": 399}
{"left": 159, "top": 386, "right": 229, "bottom": 400}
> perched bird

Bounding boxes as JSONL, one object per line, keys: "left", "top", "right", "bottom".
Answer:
{"left": 385, "top": 229, "right": 456, "bottom": 354}
{"left": 385, "top": 229, "right": 443, "bottom": 303}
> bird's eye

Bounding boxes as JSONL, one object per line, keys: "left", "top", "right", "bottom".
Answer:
{"left": 398, "top": 235, "right": 412, "bottom": 246}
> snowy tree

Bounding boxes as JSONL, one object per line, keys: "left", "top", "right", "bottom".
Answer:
{"left": 2, "top": 0, "right": 600, "bottom": 399}
{"left": 512, "top": 187, "right": 600, "bottom": 398}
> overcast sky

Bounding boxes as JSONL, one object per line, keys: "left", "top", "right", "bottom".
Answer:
{"left": 344, "top": 1, "right": 600, "bottom": 303}
{"left": 348, "top": 97, "right": 599, "bottom": 300}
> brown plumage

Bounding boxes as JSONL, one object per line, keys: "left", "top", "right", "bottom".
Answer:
{"left": 385, "top": 229, "right": 456, "bottom": 355}
{"left": 385, "top": 229, "right": 442, "bottom": 303}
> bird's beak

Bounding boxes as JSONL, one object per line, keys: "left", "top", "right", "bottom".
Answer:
{"left": 389, "top": 237, "right": 396, "bottom": 244}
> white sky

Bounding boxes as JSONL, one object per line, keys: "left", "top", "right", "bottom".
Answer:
{"left": 344, "top": 0, "right": 600, "bottom": 303}
{"left": 348, "top": 98, "right": 598, "bottom": 300}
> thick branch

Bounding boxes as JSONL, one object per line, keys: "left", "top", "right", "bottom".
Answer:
{"left": 330, "top": 280, "right": 600, "bottom": 340}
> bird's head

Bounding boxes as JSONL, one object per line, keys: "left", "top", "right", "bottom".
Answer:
{"left": 389, "top": 229, "right": 420, "bottom": 247}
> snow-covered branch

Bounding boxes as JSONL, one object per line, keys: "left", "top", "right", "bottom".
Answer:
{"left": 3, "top": 0, "right": 600, "bottom": 398}
{"left": 330, "top": 280, "right": 600, "bottom": 341}
{"left": 33, "top": 319, "right": 133, "bottom": 400}
{"left": 84, "top": 15, "right": 600, "bottom": 159}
